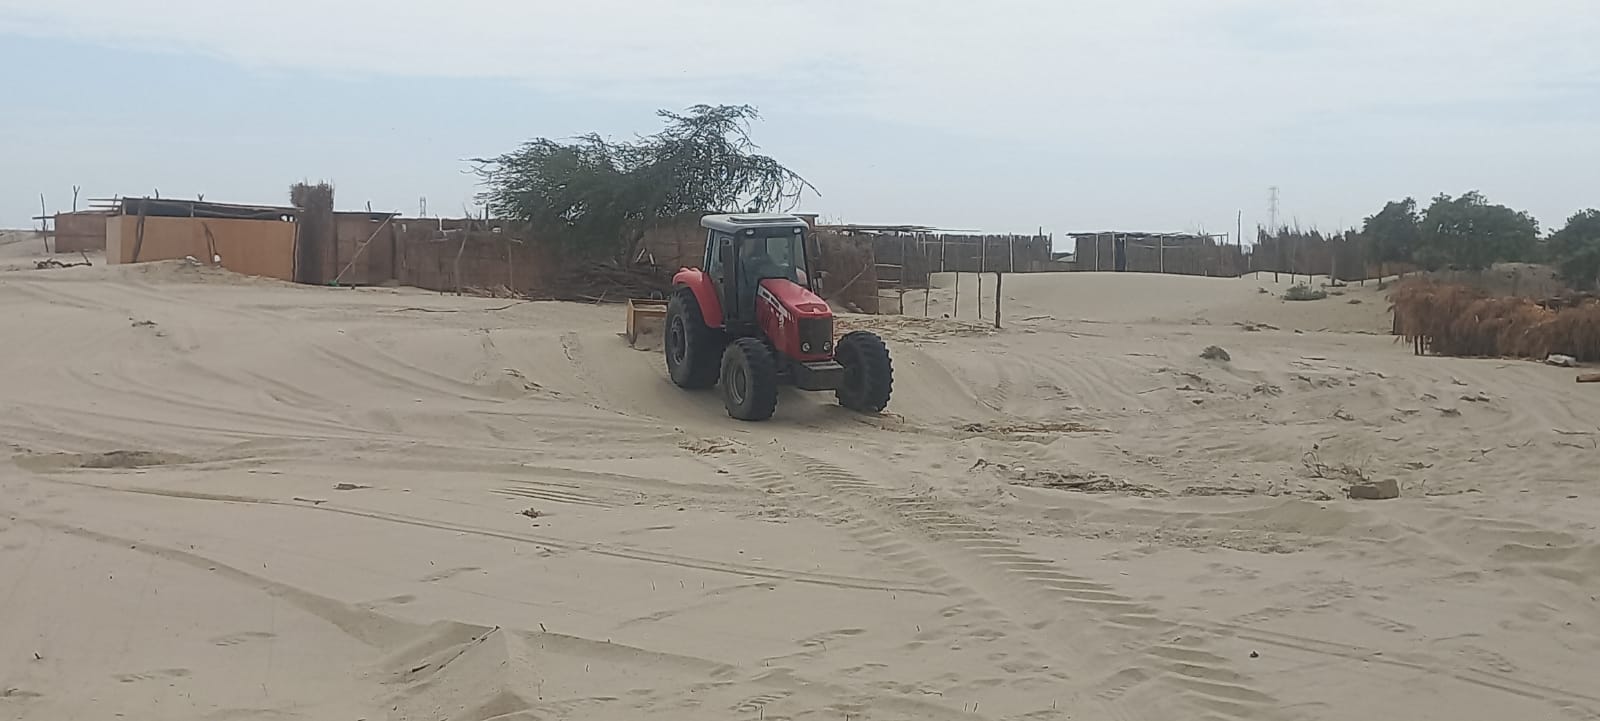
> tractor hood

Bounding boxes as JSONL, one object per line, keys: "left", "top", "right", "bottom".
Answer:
{"left": 758, "top": 278, "right": 831, "bottom": 320}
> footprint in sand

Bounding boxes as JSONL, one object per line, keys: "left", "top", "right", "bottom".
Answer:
{"left": 209, "top": 631, "right": 277, "bottom": 647}
{"left": 731, "top": 691, "right": 792, "bottom": 713}
{"left": 358, "top": 594, "right": 418, "bottom": 609}
{"left": 420, "top": 566, "right": 480, "bottom": 583}
{"left": 797, "top": 628, "right": 865, "bottom": 648}
{"left": 114, "top": 668, "right": 191, "bottom": 683}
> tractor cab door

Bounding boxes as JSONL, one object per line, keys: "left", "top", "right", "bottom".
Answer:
{"left": 705, "top": 230, "right": 738, "bottom": 325}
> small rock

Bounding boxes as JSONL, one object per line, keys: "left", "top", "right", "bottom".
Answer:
{"left": 1200, "top": 346, "right": 1231, "bottom": 362}
{"left": 1547, "top": 354, "right": 1579, "bottom": 368}
{"left": 1348, "top": 479, "right": 1400, "bottom": 500}
{"left": 1249, "top": 651, "right": 1260, "bottom": 658}
{"left": 1461, "top": 392, "right": 1490, "bottom": 403}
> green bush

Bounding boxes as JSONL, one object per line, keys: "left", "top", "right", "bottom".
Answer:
{"left": 1284, "top": 283, "right": 1328, "bottom": 301}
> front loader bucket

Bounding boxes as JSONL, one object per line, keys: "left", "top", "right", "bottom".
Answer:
{"left": 624, "top": 298, "right": 670, "bottom": 349}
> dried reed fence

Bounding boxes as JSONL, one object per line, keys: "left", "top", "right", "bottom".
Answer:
{"left": 1390, "top": 278, "right": 1600, "bottom": 361}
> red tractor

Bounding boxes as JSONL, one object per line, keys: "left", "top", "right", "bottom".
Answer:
{"left": 666, "top": 213, "right": 893, "bottom": 421}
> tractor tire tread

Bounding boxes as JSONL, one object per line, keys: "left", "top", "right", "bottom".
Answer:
{"left": 666, "top": 289, "right": 724, "bottom": 389}
{"left": 722, "top": 337, "right": 779, "bottom": 421}
{"left": 835, "top": 330, "right": 893, "bottom": 413}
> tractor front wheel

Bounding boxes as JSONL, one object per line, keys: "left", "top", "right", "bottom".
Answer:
{"left": 835, "top": 331, "right": 893, "bottom": 414}
{"left": 720, "top": 338, "right": 779, "bottom": 421}
{"left": 665, "top": 289, "right": 724, "bottom": 389}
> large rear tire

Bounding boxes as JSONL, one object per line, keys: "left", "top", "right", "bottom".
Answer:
{"left": 835, "top": 331, "right": 892, "bottom": 414}
{"left": 665, "top": 289, "right": 724, "bottom": 389}
{"left": 720, "top": 338, "right": 779, "bottom": 421}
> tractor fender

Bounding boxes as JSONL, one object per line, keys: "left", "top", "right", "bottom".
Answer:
{"left": 673, "top": 268, "right": 724, "bottom": 329}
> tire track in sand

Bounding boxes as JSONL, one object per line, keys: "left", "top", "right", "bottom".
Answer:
{"left": 717, "top": 452, "right": 1148, "bottom": 721}
{"left": 726, "top": 447, "right": 1287, "bottom": 721}
{"left": 13, "top": 474, "right": 929, "bottom": 597}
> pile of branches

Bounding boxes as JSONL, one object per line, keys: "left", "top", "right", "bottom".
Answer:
{"left": 35, "top": 254, "right": 92, "bottom": 270}
{"left": 1390, "top": 278, "right": 1600, "bottom": 361}
{"left": 540, "top": 261, "right": 673, "bottom": 303}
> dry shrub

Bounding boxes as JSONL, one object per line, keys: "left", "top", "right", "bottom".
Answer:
{"left": 1544, "top": 301, "right": 1600, "bottom": 360}
{"left": 1283, "top": 283, "right": 1328, "bottom": 301}
{"left": 1389, "top": 278, "right": 1600, "bottom": 361}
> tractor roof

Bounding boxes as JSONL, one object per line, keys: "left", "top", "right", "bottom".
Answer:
{"left": 701, "top": 213, "right": 809, "bottom": 234}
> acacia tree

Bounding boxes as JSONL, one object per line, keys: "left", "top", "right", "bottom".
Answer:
{"left": 1415, "top": 191, "right": 1540, "bottom": 271}
{"left": 1361, "top": 197, "right": 1421, "bottom": 279}
{"left": 1548, "top": 209, "right": 1600, "bottom": 290}
{"left": 472, "top": 105, "right": 816, "bottom": 259}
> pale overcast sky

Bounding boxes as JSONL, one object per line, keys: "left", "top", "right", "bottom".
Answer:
{"left": 2, "top": 1, "right": 1597, "bottom": 242}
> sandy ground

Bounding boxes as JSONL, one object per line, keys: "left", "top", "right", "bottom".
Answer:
{"left": 2, "top": 246, "right": 1598, "bottom": 721}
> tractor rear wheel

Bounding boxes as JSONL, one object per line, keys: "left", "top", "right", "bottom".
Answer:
{"left": 665, "top": 289, "right": 724, "bottom": 389}
{"left": 720, "top": 338, "right": 779, "bottom": 421}
{"left": 835, "top": 331, "right": 893, "bottom": 413}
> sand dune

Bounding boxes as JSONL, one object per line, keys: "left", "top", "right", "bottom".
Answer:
{"left": 2, "top": 258, "right": 1598, "bottom": 721}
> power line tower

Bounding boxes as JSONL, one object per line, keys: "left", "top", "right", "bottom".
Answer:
{"left": 1267, "top": 186, "right": 1280, "bottom": 233}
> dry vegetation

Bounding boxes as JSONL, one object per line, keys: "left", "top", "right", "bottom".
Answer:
{"left": 1390, "top": 278, "right": 1600, "bottom": 361}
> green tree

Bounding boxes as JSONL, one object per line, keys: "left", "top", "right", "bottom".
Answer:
{"left": 472, "top": 104, "right": 816, "bottom": 259}
{"left": 1362, "top": 198, "right": 1420, "bottom": 262}
{"left": 1361, "top": 197, "right": 1421, "bottom": 279}
{"left": 1548, "top": 209, "right": 1600, "bottom": 290}
{"left": 1415, "top": 191, "right": 1540, "bottom": 270}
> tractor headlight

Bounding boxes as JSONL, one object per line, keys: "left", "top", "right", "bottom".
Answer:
{"left": 802, "top": 342, "right": 812, "bottom": 352}
{"left": 823, "top": 341, "right": 832, "bottom": 351}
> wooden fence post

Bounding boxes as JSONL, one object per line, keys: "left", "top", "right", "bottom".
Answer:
{"left": 994, "top": 272, "right": 1003, "bottom": 329}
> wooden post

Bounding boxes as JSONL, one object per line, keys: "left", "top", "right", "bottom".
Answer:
{"left": 1577, "top": 373, "right": 1600, "bottom": 383}
{"left": 39, "top": 194, "right": 49, "bottom": 253}
{"left": 900, "top": 234, "right": 908, "bottom": 315}
{"left": 953, "top": 269, "right": 961, "bottom": 319}
{"left": 994, "top": 272, "right": 1002, "bottom": 329}
{"left": 977, "top": 238, "right": 985, "bottom": 320}
{"left": 132, "top": 197, "right": 148, "bottom": 263}
{"left": 453, "top": 220, "right": 468, "bottom": 296}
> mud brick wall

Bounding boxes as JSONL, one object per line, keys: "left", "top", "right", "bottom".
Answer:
{"left": 53, "top": 211, "right": 109, "bottom": 253}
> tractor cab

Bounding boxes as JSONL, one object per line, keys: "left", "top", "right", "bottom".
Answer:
{"left": 701, "top": 213, "right": 814, "bottom": 328}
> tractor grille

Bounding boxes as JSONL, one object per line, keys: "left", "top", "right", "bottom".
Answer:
{"left": 798, "top": 317, "right": 834, "bottom": 356}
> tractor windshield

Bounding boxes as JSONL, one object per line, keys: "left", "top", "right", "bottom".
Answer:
{"left": 738, "top": 231, "right": 809, "bottom": 289}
